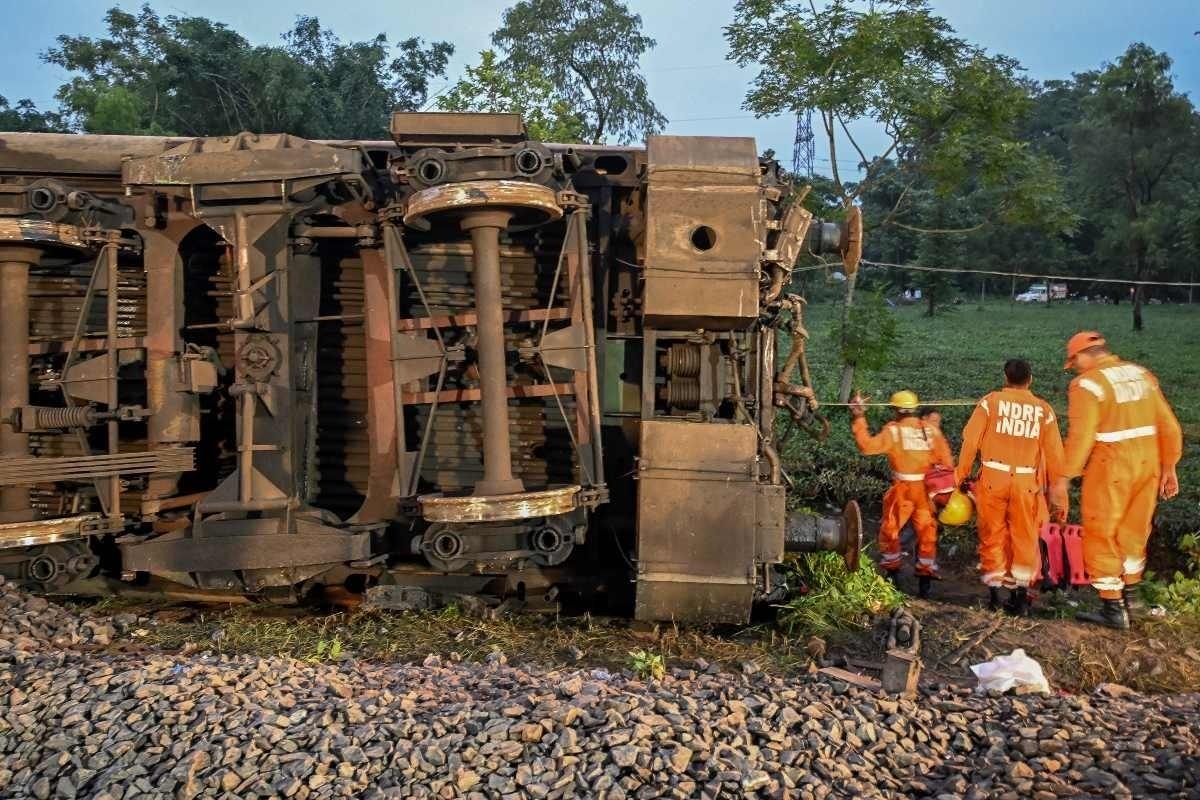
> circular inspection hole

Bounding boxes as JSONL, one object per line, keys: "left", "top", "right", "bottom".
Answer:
{"left": 515, "top": 148, "right": 542, "bottom": 175}
{"left": 417, "top": 159, "right": 445, "bottom": 183}
{"left": 691, "top": 225, "right": 718, "bottom": 251}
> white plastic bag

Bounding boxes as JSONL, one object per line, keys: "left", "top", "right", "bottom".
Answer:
{"left": 970, "top": 648, "right": 1050, "bottom": 694}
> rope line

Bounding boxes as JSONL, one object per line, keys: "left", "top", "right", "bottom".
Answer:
{"left": 820, "top": 399, "right": 979, "bottom": 408}
{"left": 859, "top": 259, "right": 1200, "bottom": 288}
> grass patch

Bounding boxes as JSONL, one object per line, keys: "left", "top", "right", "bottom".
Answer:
{"left": 777, "top": 551, "right": 903, "bottom": 637}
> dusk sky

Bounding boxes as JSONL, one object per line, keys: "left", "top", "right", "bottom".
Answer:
{"left": 2, "top": 0, "right": 1196, "bottom": 174}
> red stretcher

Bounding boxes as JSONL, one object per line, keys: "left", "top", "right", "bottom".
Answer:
{"left": 1039, "top": 522, "right": 1089, "bottom": 587}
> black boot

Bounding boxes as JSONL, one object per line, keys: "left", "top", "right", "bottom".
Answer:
{"left": 1004, "top": 587, "right": 1029, "bottom": 617}
{"left": 1076, "top": 599, "right": 1130, "bottom": 630}
{"left": 917, "top": 575, "right": 932, "bottom": 599}
{"left": 884, "top": 571, "right": 899, "bottom": 585}
{"left": 1122, "top": 586, "right": 1145, "bottom": 619}
{"left": 988, "top": 587, "right": 1003, "bottom": 611}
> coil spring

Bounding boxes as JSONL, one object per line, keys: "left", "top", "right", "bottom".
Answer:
{"left": 661, "top": 377, "right": 701, "bottom": 410}
{"left": 34, "top": 406, "right": 97, "bottom": 429}
{"left": 662, "top": 344, "right": 701, "bottom": 377}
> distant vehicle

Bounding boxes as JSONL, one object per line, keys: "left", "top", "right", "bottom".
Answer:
{"left": 1016, "top": 282, "right": 1067, "bottom": 302}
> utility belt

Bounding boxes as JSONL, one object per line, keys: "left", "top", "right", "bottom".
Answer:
{"left": 982, "top": 460, "right": 1036, "bottom": 475}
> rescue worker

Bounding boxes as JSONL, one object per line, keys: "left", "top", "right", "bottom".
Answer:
{"left": 1063, "top": 332, "right": 1183, "bottom": 629}
{"left": 956, "top": 359, "right": 1068, "bottom": 615}
{"left": 850, "top": 390, "right": 953, "bottom": 596}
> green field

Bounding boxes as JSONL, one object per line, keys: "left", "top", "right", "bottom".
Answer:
{"left": 782, "top": 299, "right": 1200, "bottom": 549}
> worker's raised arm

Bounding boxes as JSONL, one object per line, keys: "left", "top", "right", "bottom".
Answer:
{"left": 955, "top": 398, "right": 988, "bottom": 483}
{"left": 1153, "top": 381, "right": 1184, "bottom": 469}
{"left": 1063, "top": 378, "right": 1102, "bottom": 478}
{"left": 851, "top": 417, "right": 892, "bottom": 456}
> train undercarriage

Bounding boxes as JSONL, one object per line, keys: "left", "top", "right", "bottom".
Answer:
{"left": 0, "top": 113, "right": 861, "bottom": 622}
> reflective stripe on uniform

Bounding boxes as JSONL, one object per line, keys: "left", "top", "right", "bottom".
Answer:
{"left": 1077, "top": 378, "right": 1105, "bottom": 400}
{"left": 1095, "top": 425, "right": 1157, "bottom": 443}
{"left": 1011, "top": 566, "right": 1036, "bottom": 585}
{"left": 980, "top": 398, "right": 989, "bottom": 415}
{"left": 980, "top": 570, "right": 1006, "bottom": 588}
{"left": 893, "top": 472, "right": 924, "bottom": 482}
{"left": 982, "top": 460, "right": 1036, "bottom": 475}
{"left": 1092, "top": 577, "right": 1125, "bottom": 592}
{"left": 1123, "top": 557, "right": 1147, "bottom": 575}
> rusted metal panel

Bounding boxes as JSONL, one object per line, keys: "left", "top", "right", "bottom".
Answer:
{"left": 642, "top": 136, "right": 764, "bottom": 330}
{"left": 635, "top": 420, "right": 758, "bottom": 623}
{"left": 391, "top": 112, "right": 526, "bottom": 143}
{"left": 755, "top": 484, "right": 786, "bottom": 564}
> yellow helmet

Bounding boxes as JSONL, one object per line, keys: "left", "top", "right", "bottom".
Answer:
{"left": 938, "top": 490, "right": 974, "bottom": 526}
{"left": 889, "top": 390, "right": 919, "bottom": 411}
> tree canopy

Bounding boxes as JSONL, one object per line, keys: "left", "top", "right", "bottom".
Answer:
{"left": 40, "top": 5, "right": 453, "bottom": 138}
{"left": 0, "top": 97, "right": 66, "bottom": 132}
{"left": 726, "top": 0, "right": 1072, "bottom": 233}
{"left": 437, "top": 50, "right": 589, "bottom": 142}
{"left": 491, "top": 0, "right": 666, "bottom": 144}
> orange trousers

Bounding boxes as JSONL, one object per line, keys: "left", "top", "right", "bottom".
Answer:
{"left": 879, "top": 481, "right": 938, "bottom": 575}
{"left": 975, "top": 470, "right": 1042, "bottom": 588}
{"left": 1081, "top": 451, "right": 1159, "bottom": 599}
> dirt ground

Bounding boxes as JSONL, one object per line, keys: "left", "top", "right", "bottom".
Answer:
{"left": 75, "top": 542, "right": 1200, "bottom": 696}
{"left": 882, "top": 527, "right": 1200, "bottom": 694}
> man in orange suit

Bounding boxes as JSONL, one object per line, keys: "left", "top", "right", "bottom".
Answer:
{"left": 1063, "top": 332, "right": 1183, "bottom": 629}
{"left": 851, "top": 390, "right": 954, "bottom": 597}
{"left": 956, "top": 359, "right": 1067, "bottom": 615}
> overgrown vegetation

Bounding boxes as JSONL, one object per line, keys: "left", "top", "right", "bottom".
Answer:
{"left": 777, "top": 552, "right": 903, "bottom": 637}
{"left": 1141, "top": 534, "right": 1200, "bottom": 619}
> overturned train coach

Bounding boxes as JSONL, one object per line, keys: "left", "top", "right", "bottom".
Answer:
{"left": 0, "top": 113, "right": 863, "bottom": 623}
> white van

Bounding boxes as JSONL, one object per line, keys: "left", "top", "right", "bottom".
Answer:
{"left": 1016, "top": 283, "right": 1067, "bottom": 302}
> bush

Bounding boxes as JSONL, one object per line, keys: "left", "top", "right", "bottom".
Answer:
{"left": 777, "top": 551, "right": 903, "bottom": 636}
{"left": 829, "top": 289, "right": 901, "bottom": 374}
{"left": 1140, "top": 534, "right": 1200, "bottom": 619}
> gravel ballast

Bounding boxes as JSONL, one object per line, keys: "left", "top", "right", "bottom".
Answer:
{"left": 1, "top": 577, "right": 1198, "bottom": 799}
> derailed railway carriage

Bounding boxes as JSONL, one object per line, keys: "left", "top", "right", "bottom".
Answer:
{"left": 0, "top": 113, "right": 862, "bottom": 622}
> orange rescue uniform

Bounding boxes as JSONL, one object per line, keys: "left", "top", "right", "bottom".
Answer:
{"left": 853, "top": 416, "right": 953, "bottom": 575}
{"left": 956, "top": 388, "right": 1065, "bottom": 588}
{"left": 1064, "top": 356, "right": 1183, "bottom": 598}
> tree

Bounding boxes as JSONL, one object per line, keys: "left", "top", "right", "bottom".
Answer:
{"left": 437, "top": 50, "right": 589, "bottom": 142}
{"left": 491, "top": 0, "right": 666, "bottom": 144}
{"left": 42, "top": 5, "right": 452, "bottom": 138}
{"left": 1069, "top": 44, "right": 1198, "bottom": 330}
{"left": 0, "top": 97, "right": 66, "bottom": 132}
{"left": 727, "top": 0, "right": 1072, "bottom": 396}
